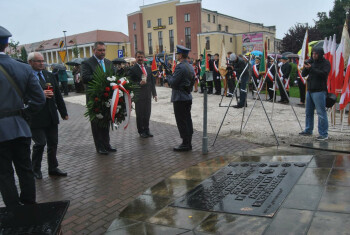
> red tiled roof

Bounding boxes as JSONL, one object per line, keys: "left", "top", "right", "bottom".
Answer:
{"left": 20, "top": 30, "right": 129, "bottom": 52}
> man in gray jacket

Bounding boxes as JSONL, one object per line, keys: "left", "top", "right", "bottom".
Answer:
{"left": 0, "top": 26, "right": 45, "bottom": 208}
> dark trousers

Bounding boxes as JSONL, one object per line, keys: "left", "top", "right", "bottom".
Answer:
{"left": 207, "top": 81, "right": 213, "bottom": 93}
{"left": 213, "top": 76, "right": 221, "bottom": 94}
{"left": 298, "top": 79, "right": 306, "bottom": 103}
{"left": 238, "top": 75, "right": 249, "bottom": 106}
{"left": 91, "top": 120, "right": 110, "bottom": 151}
{"left": 266, "top": 78, "right": 274, "bottom": 100}
{"left": 227, "top": 77, "right": 234, "bottom": 94}
{"left": 135, "top": 98, "right": 152, "bottom": 134}
{"left": 173, "top": 100, "right": 193, "bottom": 143}
{"left": 31, "top": 125, "right": 59, "bottom": 172}
{"left": 277, "top": 78, "right": 289, "bottom": 101}
{"left": 61, "top": 81, "right": 68, "bottom": 95}
{"left": 0, "top": 137, "right": 36, "bottom": 208}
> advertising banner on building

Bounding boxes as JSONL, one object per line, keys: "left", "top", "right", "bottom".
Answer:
{"left": 242, "top": 33, "right": 263, "bottom": 54}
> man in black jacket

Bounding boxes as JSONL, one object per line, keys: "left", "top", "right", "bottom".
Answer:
{"left": 213, "top": 53, "right": 221, "bottom": 95}
{"left": 277, "top": 56, "right": 291, "bottom": 103}
{"left": 28, "top": 52, "right": 68, "bottom": 179}
{"left": 299, "top": 47, "right": 331, "bottom": 141}
{"left": 81, "top": 42, "right": 116, "bottom": 155}
{"left": 230, "top": 53, "right": 249, "bottom": 108}
{"left": 128, "top": 51, "right": 157, "bottom": 138}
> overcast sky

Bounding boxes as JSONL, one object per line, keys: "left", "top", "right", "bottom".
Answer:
{"left": 1, "top": 0, "right": 334, "bottom": 45}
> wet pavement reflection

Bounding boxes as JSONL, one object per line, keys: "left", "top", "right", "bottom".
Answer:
{"left": 107, "top": 145, "right": 350, "bottom": 234}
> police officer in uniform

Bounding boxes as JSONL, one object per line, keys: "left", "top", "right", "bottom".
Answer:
{"left": 166, "top": 45, "right": 194, "bottom": 152}
{"left": 0, "top": 26, "right": 46, "bottom": 208}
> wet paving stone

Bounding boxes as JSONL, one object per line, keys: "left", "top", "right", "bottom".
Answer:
{"left": 333, "top": 155, "right": 350, "bottom": 168}
{"left": 118, "top": 195, "right": 172, "bottom": 221}
{"left": 307, "top": 211, "right": 350, "bottom": 235}
{"left": 142, "top": 179, "right": 202, "bottom": 199}
{"left": 297, "top": 168, "right": 331, "bottom": 185}
{"left": 318, "top": 185, "right": 350, "bottom": 213}
{"left": 283, "top": 185, "right": 323, "bottom": 210}
{"left": 147, "top": 207, "right": 210, "bottom": 230}
{"left": 264, "top": 208, "right": 313, "bottom": 234}
{"left": 291, "top": 141, "right": 350, "bottom": 154}
{"left": 196, "top": 213, "right": 270, "bottom": 235}
{"left": 327, "top": 169, "right": 350, "bottom": 187}
{"left": 308, "top": 155, "right": 335, "bottom": 168}
{"left": 169, "top": 166, "right": 221, "bottom": 181}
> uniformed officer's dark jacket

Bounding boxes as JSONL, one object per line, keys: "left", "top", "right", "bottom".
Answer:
{"left": 213, "top": 60, "right": 220, "bottom": 79}
{"left": 0, "top": 54, "right": 45, "bottom": 142}
{"left": 232, "top": 57, "right": 248, "bottom": 80}
{"left": 167, "top": 60, "right": 194, "bottom": 102}
{"left": 281, "top": 62, "right": 291, "bottom": 79}
{"left": 29, "top": 70, "right": 68, "bottom": 129}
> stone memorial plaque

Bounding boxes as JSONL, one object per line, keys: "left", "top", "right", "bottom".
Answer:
{"left": 171, "top": 162, "right": 307, "bottom": 217}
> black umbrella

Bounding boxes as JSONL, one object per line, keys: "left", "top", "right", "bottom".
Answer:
{"left": 281, "top": 52, "right": 293, "bottom": 57}
{"left": 286, "top": 54, "right": 299, "bottom": 58}
{"left": 112, "top": 57, "right": 127, "bottom": 64}
{"left": 66, "top": 58, "right": 85, "bottom": 66}
{"left": 51, "top": 63, "right": 66, "bottom": 70}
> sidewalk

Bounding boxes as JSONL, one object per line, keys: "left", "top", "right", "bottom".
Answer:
{"left": 0, "top": 101, "right": 259, "bottom": 234}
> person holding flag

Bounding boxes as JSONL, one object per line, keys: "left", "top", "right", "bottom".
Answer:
{"left": 299, "top": 47, "right": 331, "bottom": 141}
{"left": 128, "top": 51, "right": 157, "bottom": 138}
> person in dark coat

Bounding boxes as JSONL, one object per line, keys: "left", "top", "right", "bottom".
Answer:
{"left": 128, "top": 51, "right": 157, "bottom": 138}
{"left": 0, "top": 26, "right": 46, "bottom": 208}
{"left": 226, "top": 52, "right": 234, "bottom": 97}
{"left": 207, "top": 54, "right": 214, "bottom": 94}
{"left": 213, "top": 53, "right": 221, "bottom": 95}
{"left": 81, "top": 41, "right": 116, "bottom": 155}
{"left": 28, "top": 52, "right": 68, "bottom": 179}
{"left": 266, "top": 56, "right": 276, "bottom": 101}
{"left": 277, "top": 56, "right": 291, "bottom": 103}
{"left": 165, "top": 45, "right": 194, "bottom": 151}
{"left": 230, "top": 53, "right": 249, "bottom": 108}
{"left": 299, "top": 47, "right": 331, "bottom": 141}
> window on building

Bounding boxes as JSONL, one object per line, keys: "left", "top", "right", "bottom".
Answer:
{"left": 133, "top": 23, "right": 136, "bottom": 30}
{"left": 268, "top": 38, "right": 270, "bottom": 50}
{"left": 157, "top": 18, "right": 162, "bottom": 26}
{"left": 208, "top": 14, "right": 210, "bottom": 22}
{"left": 134, "top": 35, "right": 137, "bottom": 51}
{"left": 213, "top": 15, "right": 215, "bottom": 23}
{"left": 169, "top": 30, "right": 174, "bottom": 52}
{"left": 205, "top": 36, "right": 210, "bottom": 50}
{"left": 230, "top": 37, "right": 233, "bottom": 43}
{"left": 218, "top": 24, "right": 221, "bottom": 31}
{"left": 148, "top": 33, "right": 152, "bottom": 55}
{"left": 225, "top": 26, "right": 228, "bottom": 32}
{"left": 147, "top": 20, "right": 151, "bottom": 28}
{"left": 158, "top": 31, "right": 163, "bottom": 52}
{"left": 185, "top": 13, "right": 190, "bottom": 22}
{"left": 185, "top": 27, "right": 191, "bottom": 49}
{"left": 169, "top": 16, "right": 173, "bottom": 25}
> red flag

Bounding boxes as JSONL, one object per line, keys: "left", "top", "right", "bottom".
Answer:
{"left": 172, "top": 50, "right": 176, "bottom": 73}
{"left": 298, "top": 29, "right": 309, "bottom": 69}
{"left": 323, "top": 37, "right": 329, "bottom": 60}
{"left": 339, "top": 56, "right": 350, "bottom": 110}
{"left": 151, "top": 54, "right": 157, "bottom": 72}
{"left": 335, "top": 38, "right": 345, "bottom": 93}
{"left": 328, "top": 34, "right": 337, "bottom": 94}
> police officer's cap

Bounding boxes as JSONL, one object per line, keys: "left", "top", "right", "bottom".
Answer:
{"left": 176, "top": 45, "right": 190, "bottom": 55}
{"left": 0, "top": 26, "right": 12, "bottom": 44}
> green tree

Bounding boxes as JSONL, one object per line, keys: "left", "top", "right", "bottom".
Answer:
{"left": 72, "top": 43, "right": 79, "bottom": 58}
{"left": 20, "top": 47, "right": 28, "bottom": 63}
{"left": 8, "top": 39, "right": 20, "bottom": 58}
{"left": 281, "top": 24, "right": 322, "bottom": 53}
{"left": 315, "top": 0, "right": 350, "bottom": 43}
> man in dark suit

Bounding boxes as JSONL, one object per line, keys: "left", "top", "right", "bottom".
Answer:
{"left": 28, "top": 52, "right": 68, "bottom": 179}
{"left": 213, "top": 53, "right": 221, "bottom": 95}
{"left": 81, "top": 42, "right": 116, "bottom": 154}
{"left": 0, "top": 26, "right": 46, "bottom": 207}
{"left": 128, "top": 51, "right": 157, "bottom": 138}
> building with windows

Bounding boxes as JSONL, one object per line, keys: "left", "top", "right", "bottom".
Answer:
{"left": 19, "top": 30, "right": 130, "bottom": 65}
{"left": 127, "top": 0, "right": 280, "bottom": 59}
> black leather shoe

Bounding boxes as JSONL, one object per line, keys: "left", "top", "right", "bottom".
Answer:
{"left": 49, "top": 168, "right": 67, "bottom": 177}
{"left": 33, "top": 171, "right": 42, "bottom": 179}
{"left": 233, "top": 105, "right": 243, "bottom": 108}
{"left": 146, "top": 131, "right": 153, "bottom": 137}
{"left": 173, "top": 144, "right": 192, "bottom": 152}
{"left": 97, "top": 148, "right": 109, "bottom": 155}
{"left": 140, "top": 133, "right": 148, "bottom": 138}
{"left": 106, "top": 146, "right": 117, "bottom": 152}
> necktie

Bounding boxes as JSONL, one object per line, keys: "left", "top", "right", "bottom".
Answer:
{"left": 38, "top": 72, "right": 46, "bottom": 87}
{"left": 141, "top": 64, "right": 147, "bottom": 76}
{"left": 100, "top": 60, "right": 106, "bottom": 72}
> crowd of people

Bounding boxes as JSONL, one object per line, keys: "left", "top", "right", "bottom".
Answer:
{"left": 0, "top": 23, "right": 330, "bottom": 209}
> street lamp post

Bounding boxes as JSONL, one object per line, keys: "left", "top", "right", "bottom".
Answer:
{"left": 63, "top": 30, "right": 67, "bottom": 62}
